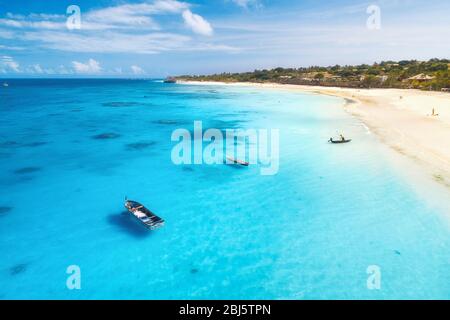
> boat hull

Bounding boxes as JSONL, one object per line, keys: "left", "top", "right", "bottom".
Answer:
{"left": 226, "top": 157, "right": 249, "bottom": 166}
{"left": 329, "top": 139, "right": 352, "bottom": 144}
{"left": 125, "top": 200, "right": 165, "bottom": 230}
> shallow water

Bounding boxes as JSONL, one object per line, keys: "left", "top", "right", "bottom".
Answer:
{"left": 0, "top": 79, "right": 448, "bottom": 299}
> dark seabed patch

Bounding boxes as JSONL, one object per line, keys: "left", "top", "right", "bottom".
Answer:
{"left": 0, "top": 206, "right": 12, "bottom": 216}
{"left": 217, "top": 113, "right": 239, "bottom": 117}
{"left": 24, "top": 142, "right": 47, "bottom": 148}
{"left": 10, "top": 263, "right": 27, "bottom": 276}
{"left": 190, "top": 268, "right": 199, "bottom": 274}
{"left": 209, "top": 119, "right": 249, "bottom": 130}
{"left": 182, "top": 166, "right": 194, "bottom": 172}
{"left": 14, "top": 167, "right": 41, "bottom": 175}
{"left": 0, "top": 141, "right": 20, "bottom": 148}
{"left": 238, "top": 110, "right": 258, "bottom": 114}
{"left": 152, "top": 119, "right": 191, "bottom": 126}
{"left": 125, "top": 141, "right": 157, "bottom": 151}
{"left": 102, "top": 102, "right": 140, "bottom": 108}
{"left": 92, "top": 133, "right": 121, "bottom": 140}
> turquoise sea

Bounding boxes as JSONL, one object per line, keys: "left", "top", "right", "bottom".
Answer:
{"left": 0, "top": 79, "right": 449, "bottom": 299}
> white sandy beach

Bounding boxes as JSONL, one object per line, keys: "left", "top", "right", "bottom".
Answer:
{"left": 181, "top": 81, "right": 450, "bottom": 190}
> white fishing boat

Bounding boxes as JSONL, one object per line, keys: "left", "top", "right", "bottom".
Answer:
{"left": 124, "top": 200, "right": 164, "bottom": 230}
{"left": 226, "top": 156, "right": 249, "bottom": 166}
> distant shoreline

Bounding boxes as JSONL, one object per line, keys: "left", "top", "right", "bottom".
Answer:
{"left": 179, "top": 80, "right": 450, "bottom": 191}
{"left": 174, "top": 59, "right": 450, "bottom": 92}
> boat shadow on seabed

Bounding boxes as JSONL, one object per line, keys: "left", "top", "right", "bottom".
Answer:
{"left": 107, "top": 212, "right": 154, "bottom": 239}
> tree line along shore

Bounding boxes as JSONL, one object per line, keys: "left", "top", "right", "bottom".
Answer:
{"left": 176, "top": 59, "right": 450, "bottom": 92}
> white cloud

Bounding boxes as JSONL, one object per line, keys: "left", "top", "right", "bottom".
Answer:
{"left": 57, "top": 65, "right": 71, "bottom": 74}
{"left": 17, "top": 29, "right": 237, "bottom": 54}
{"left": 0, "top": 29, "right": 15, "bottom": 39}
{"left": 182, "top": 10, "right": 213, "bottom": 36}
{"left": 152, "top": 0, "right": 190, "bottom": 13}
{"left": 231, "top": 0, "right": 262, "bottom": 9}
{"left": 71, "top": 58, "right": 101, "bottom": 74}
{"left": 32, "top": 64, "right": 43, "bottom": 73}
{"left": 0, "top": 13, "right": 65, "bottom": 29}
{"left": 0, "top": 55, "right": 20, "bottom": 72}
{"left": 0, "top": 0, "right": 190, "bottom": 31}
{"left": 24, "top": 64, "right": 57, "bottom": 74}
{"left": 85, "top": 0, "right": 189, "bottom": 28}
{"left": 23, "top": 31, "right": 193, "bottom": 54}
{"left": 0, "top": 0, "right": 227, "bottom": 56}
{"left": 83, "top": 4, "right": 159, "bottom": 30}
{"left": 0, "top": 44, "right": 24, "bottom": 50}
{"left": 131, "top": 65, "right": 146, "bottom": 75}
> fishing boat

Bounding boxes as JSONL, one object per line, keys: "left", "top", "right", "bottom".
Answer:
{"left": 328, "top": 138, "right": 352, "bottom": 144}
{"left": 163, "top": 77, "right": 177, "bottom": 84}
{"left": 3, "top": 82, "right": 8, "bottom": 87}
{"left": 124, "top": 200, "right": 164, "bottom": 230}
{"left": 226, "top": 156, "right": 249, "bottom": 166}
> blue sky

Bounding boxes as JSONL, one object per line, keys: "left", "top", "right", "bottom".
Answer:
{"left": 0, "top": 0, "right": 449, "bottom": 77}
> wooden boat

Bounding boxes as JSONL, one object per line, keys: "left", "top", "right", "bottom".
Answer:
{"left": 124, "top": 200, "right": 164, "bottom": 230}
{"left": 329, "top": 138, "right": 352, "bottom": 144}
{"left": 226, "top": 156, "right": 249, "bottom": 166}
{"left": 163, "top": 77, "right": 177, "bottom": 84}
